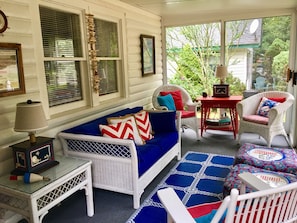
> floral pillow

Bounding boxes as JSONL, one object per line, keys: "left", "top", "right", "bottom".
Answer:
{"left": 256, "top": 97, "right": 279, "bottom": 117}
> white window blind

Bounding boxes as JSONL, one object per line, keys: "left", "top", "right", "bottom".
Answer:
{"left": 40, "top": 6, "right": 83, "bottom": 107}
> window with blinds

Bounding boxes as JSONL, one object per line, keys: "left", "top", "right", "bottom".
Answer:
{"left": 94, "top": 18, "right": 120, "bottom": 96}
{"left": 39, "top": 6, "right": 83, "bottom": 107}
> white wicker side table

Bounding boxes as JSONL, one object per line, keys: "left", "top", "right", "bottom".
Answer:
{"left": 0, "top": 155, "right": 94, "bottom": 223}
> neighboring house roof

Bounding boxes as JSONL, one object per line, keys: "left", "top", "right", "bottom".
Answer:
{"left": 167, "top": 19, "right": 262, "bottom": 52}
{"left": 228, "top": 19, "right": 262, "bottom": 48}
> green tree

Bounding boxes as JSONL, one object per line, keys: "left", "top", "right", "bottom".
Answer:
{"left": 169, "top": 44, "right": 216, "bottom": 98}
{"left": 167, "top": 23, "right": 246, "bottom": 98}
{"left": 253, "top": 16, "right": 290, "bottom": 89}
{"left": 272, "top": 50, "right": 289, "bottom": 91}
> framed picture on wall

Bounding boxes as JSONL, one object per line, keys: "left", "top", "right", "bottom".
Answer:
{"left": 140, "top": 34, "right": 155, "bottom": 76}
{"left": 0, "top": 43, "right": 25, "bottom": 97}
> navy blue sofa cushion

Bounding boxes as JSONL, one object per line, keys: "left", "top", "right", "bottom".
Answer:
{"left": 137, "top": 131, "right": 178, "bottom": 176}
{"left": 63, "top": 107, "right": 143, "bottom": 136}
{"left": 149, "top": 111, "right": 177, "bottom": 133}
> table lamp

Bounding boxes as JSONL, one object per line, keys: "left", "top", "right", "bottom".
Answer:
{"left": 14, "top": 100, "right": 48, "bottom": 144}
{"left": 213, "top": 65, "right": 229, "bottom": 97}
{"left": 11, "top": 100, "right": 58, "bottom": 174}
{"left": 215, "top": 65, "right": 228, "bottom": 84}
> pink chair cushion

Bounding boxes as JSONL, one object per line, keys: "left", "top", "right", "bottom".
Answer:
{"left": 160, "top": 90, "right": 184, "bottom": 110}
{"left": 243, "top": 115, "right": 268, "bottom": 125}
{"left": 181, "top": 110, "right": 196, "bottom": 118}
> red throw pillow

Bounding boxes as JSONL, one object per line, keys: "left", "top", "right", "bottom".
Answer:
{"left": 160, "top": 90, "right": 184, "bottom": 110}
{"left": 99, "top": 120, "right": 134, "bottom": 140}
{"left": 107, "top": 115, "right": 144, "bottom": 145}
{"left": 267, "top": 97, "right": 286, "bottom": 103}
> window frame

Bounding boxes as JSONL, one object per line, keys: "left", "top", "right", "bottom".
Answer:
{"left": 91, "top": 12, "right": 127, "bottom": 106}
{"left": 38, "top": 2, "right": 89, "bottom": 116}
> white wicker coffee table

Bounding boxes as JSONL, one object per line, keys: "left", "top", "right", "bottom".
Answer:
{"left": 0, "top": 155, "right": 94, "bottom": 223}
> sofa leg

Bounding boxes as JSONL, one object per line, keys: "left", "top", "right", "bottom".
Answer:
{"left": 133, "top": 196, "right": 140, "bottom": 209}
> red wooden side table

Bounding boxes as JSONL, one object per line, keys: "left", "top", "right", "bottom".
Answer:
{"left": 197, "top": 96, "right": 243, "bottom": 139}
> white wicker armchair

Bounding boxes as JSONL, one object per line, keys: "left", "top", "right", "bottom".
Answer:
{"left": 152, "top": 84, "right": 200, "bottom": 139}
{"left": 237, "top": 91, "right": 294, "bottom": 147}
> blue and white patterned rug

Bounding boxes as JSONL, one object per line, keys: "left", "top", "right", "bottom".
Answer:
{"left": 126, "top": 151, "right": 234, "bottom": 223}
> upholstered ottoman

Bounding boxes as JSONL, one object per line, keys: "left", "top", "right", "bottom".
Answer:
{"left": 223, "top": 163, "right": 297, "bottom": 196}
{"left": 234, "top": 143, "right": 297, "bottom": 174}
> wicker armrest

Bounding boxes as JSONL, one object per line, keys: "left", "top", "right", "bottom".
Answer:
{"left": 58, "top": 132, "right": 136, "bottom": 158}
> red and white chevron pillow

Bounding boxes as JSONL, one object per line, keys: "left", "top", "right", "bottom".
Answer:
{"left": 134, "top": 110, "right": 153, "bottom": 141}
{"left": 107, "top": 115, "right": 144, "bottom": 145}
{"left": 99, "top": 120, "right": 134, "bottom": 140}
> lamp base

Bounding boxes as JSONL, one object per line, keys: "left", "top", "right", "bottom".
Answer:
{"left": 10, "top": 136, "right": 59, "bottom": 175}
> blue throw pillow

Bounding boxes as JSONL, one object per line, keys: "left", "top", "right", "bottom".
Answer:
{"left": 157, "top": 94, "right": 176, "bottom": 111}
{"left": 149, "top": 111, "right": 177, "bottom": 133}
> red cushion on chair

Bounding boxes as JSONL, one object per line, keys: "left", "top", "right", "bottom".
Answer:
{"left": 181, "top": 110, "right": 196, "bottom": 118}
{"left": 267, "top": 97, "right": 286, "bottom": 103}
{"left": 243, "top": 115, "right": 268, "bottom": 125}
{"left": 160, "top": 90, "right": 184, "bottom": 110}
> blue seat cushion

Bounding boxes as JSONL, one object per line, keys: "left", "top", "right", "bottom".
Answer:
{"left": 136, "top": 131, "right": 178, "bottom": 176}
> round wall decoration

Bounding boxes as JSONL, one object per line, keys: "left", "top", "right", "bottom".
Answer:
{"left": 0, "top": 10, "right": 8, "bottom": 33}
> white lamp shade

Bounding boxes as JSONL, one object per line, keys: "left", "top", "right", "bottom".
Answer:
{"left": 14, "top": 100, "right": 48, "bottom": 132}
{"left": 215, "top": 65, "right": 228, "bottom": 79}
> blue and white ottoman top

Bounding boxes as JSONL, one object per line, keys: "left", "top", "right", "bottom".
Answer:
{"left": 234, "top": 143, "right": 297, "bottom": 174}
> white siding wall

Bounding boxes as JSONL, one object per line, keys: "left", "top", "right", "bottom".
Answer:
{"left": 228, "top": 49, "right": 248, "bottom": 85}
{"left": 0, "top": 0, "right": 163, "bottom": 175}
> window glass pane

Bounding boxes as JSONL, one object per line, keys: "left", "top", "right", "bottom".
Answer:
{"left": 94, "top": 19, "right": 119, "bottom": 57}
{"left": 40, "top": 6, "right": 82, "bottom": 58}
{"left": 226, "top": 16, "right": 291, "bottom": 92}
{"left": 98, "top": 60, "right": 118, "bottom": 95}
{"left": 44, "top": 61, "right": 82, "bottom": 107}
{"left": 166, "top": 23, "right": 221, "bottom": 98}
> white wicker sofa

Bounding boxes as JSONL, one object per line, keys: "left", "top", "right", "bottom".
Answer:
{"left": 58, "top": 107, "right": 181, "bottom": 209}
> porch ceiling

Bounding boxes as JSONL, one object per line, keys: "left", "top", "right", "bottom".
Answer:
{"left": 119, "top": 0, "right": 297, "bottom": 18}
